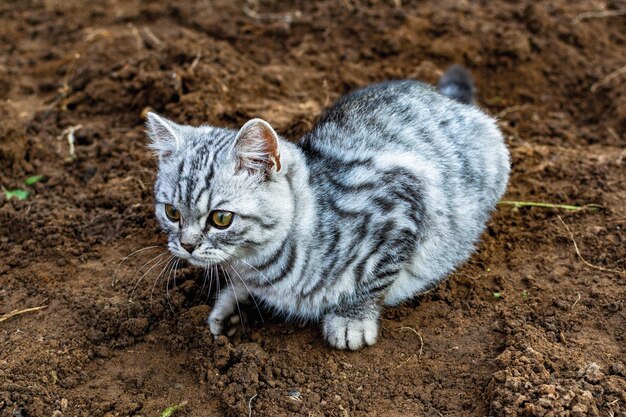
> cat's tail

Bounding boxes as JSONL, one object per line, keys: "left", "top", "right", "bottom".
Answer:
{"left": 437, "top": 65, "right": 476, "bottom": 105}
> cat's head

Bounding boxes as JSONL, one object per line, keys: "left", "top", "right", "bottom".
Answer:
{"left": 146, "top": 113, "right": 293, "bottom": 268}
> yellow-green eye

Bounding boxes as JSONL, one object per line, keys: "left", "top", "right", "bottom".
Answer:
{"left": 209, "top": 211, "right": 234, "bottom": 229}
{"left": 164, "top": 204, "right": 180, "bottom": 222}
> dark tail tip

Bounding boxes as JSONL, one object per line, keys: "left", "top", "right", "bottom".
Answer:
{"left": 438, "top": 65, "right": 476, "bottom": 105}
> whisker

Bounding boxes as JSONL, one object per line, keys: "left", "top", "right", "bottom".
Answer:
{"left": 129, "top": 251, "right": 168, "bottom": 286}
{"left": 128, "top": 255, "right": 173, "bottom": 318}
{"left": 151, "top": 255, "right": 176, "bottom": 305}
{"left": 224, "top": 259, "right": 264, "bottom": 324}
{"left": 127, "top": 254, "right": 173, "bottom": 317}
{"left": 112, "top": 245, "right": 162, "bottom": 287}
{"left": 165, "top": 259, "right": 175, "bottom": 313}
{"left": 216, "top": 264, "right": 222, "bottom": 302}
{"left": 200, "top": 264, "right": 209, "bottom": 292}
{"left": 220, "top": 264, "right": 245, "bottom": 335}
{"left": 233, "top": 256, "right": 278, "bottom": 292}
{"left": 165, "top": 258, "right": 180, "bottom": 314}
{"left": 206, "top": 263, "right": 215, "bottom": 303}
{"left": 129, "top": 254, "right": 172, "bottom": 300}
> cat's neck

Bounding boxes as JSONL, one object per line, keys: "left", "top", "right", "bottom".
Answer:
{"left": 232, "top": 139, "right": 316, "bottom": 288}
{"left": 269, "top": 138, "right": 316, "bottom": 248}
{"left": 279, "top": 139, "right": 315, "bottom": 233}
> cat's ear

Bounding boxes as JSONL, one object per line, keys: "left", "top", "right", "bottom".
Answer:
{"left": 145, "top": 112, "right": 184, "bottom": 161}
{"left": 234, "top": 118, "right": 281, "bottom": 177}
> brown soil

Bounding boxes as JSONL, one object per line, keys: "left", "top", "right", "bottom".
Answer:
{"left": 1, "top": 1, "right": 625, "bottom": 416}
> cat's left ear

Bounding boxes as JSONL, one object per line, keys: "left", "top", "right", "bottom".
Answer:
{"left": 234, "top": 118, "right": 281, "bottom": 178}
{"left": 145, "top": 112, "right": 184, "bottom": 161}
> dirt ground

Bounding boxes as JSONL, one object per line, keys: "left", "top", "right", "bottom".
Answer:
{"left": 1, "top": 0, "right": 625, "bottom": 416}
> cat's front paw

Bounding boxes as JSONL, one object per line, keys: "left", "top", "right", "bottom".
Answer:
{"left": 208, "top": 310, "right": 247, "bottom": 338}
{"left": 322, "top": 313, "right": 379, "bottom": 350}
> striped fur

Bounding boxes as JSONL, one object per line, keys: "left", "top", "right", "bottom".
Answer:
{"left": 147, "top": 68, "right": 510, "bottom": 350}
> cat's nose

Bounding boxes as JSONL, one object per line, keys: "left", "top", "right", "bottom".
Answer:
{"left": 180, "top": 242, "right": 196, "bottom": 253}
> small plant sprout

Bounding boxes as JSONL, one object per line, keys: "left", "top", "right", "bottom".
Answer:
{"left": 493, "top": 292, "right": 503, "bottom": 300}
{"left": 2, "top": 188, "right": 30, "bottom": 200}
{"left": 58, "top": 124, "right": 82, "bottom": 161}
{"left": 25, "top": 175, "right": 44, "bottom": 186}
{"left": 522, "top": 290, "right": 529, "bottom": 300}
{"left": 160, "top": 401, "right": 187, "bottom": 417}
{"left": 1, "top": 175, "right": 45, "bottom": 201}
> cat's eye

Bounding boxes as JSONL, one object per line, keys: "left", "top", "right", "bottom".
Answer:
{"left": 164, "top": 204, "right": 180, "bottom": 222}
{"left": 209, "top": 210, "right": 234, "bottom": 229}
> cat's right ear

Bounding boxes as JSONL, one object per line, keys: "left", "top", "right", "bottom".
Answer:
{"left": 145, "top": 112, "right": 183, "bottom": 161}
{"left": 233, "top": 118, "right": 281, "bottom": 179}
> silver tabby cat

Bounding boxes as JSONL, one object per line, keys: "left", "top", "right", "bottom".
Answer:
{"left": 146, "top": 66, "right": 510, "bottom": 350}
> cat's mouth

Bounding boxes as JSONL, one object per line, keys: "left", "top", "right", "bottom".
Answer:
{"left": 167, "top": 241, "right": 227, "bottom": 267}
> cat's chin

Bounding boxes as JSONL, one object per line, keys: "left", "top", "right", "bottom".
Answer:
{"left": 185, "top": 255, "right": 221, "bottom": 268}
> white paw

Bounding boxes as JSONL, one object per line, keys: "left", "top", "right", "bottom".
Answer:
{"left": 322, "top": 314, "right": 379, "bottom": 350}
{"left": 208, "top": 310, "right": 245, "bottom": 338}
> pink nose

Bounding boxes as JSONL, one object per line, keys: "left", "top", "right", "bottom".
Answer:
{"left": 181, "top": 243, "right": 195, "bottom": 253}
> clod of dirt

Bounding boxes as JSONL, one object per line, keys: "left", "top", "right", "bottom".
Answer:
{"left": 487, "top": 320, "right": 626, "bottom": 417}
{"left": 0, "top": 102, "right": 28, "bottom": 169}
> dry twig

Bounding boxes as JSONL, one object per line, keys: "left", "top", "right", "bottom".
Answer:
{"left": 243, "top": 0, "right": 301, "bottom": 24}
{"left": 340, "top": 0, "right": 354, "bottom": 10}
{"left": 496, "top": 104, "right": 532, "bottom": 119}
{"left": 606, "top": 127, "right": 620, "bottom": 141}
{"left": 248, "top": 394, "right": 257, "bottom": 417}
{"left": 0, "top": 305, "right": 48, "bottom": 323}
{"left": 590, "top": 65, "right": 626, "bottom": 92}
{"left": 128, "top": 24, "right": 143, "bottom": 50}
{"left": 573, "top": 9, "right": 626, "bottom": 24}
{"left": 398, "top": 326, "right": 424, "bottom": 358}
{"left": 557, "top": 215, "right": 624, "bottom": 275}
{"left": 143, "top": 27, "right": 165, "bottom": 48}
{"left": 189, "top": 49, "right": 202, "bottom": 72}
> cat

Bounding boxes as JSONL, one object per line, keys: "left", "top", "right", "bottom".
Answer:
{"left": 146, "top": 65, "right": 510, "bottom": 350}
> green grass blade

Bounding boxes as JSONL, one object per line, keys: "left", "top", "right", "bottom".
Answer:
{"left": 499, "top": 200, "right": 600, "bottom": 211}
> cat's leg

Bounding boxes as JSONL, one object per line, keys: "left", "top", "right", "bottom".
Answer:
{"left": 383, "top": 268, "right": 429, "bottom": 306}
{"left": 322, "top": 299, "right": 381, "bottom": 350}
{"left": 384, "top": 262, "right": 448, "bottom": 306}
{"left": 208, "top": 280, "right": 250, "bottom": 337}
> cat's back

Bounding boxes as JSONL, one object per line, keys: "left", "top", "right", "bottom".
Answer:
{"left": 298, "top": 78, "right": 509, "bottom": 210}
{"left": 300, "top": 80, "right": 429, "bottom": 153}
{"left": 300, "top": 80, "right": 502, "bottom": 156}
